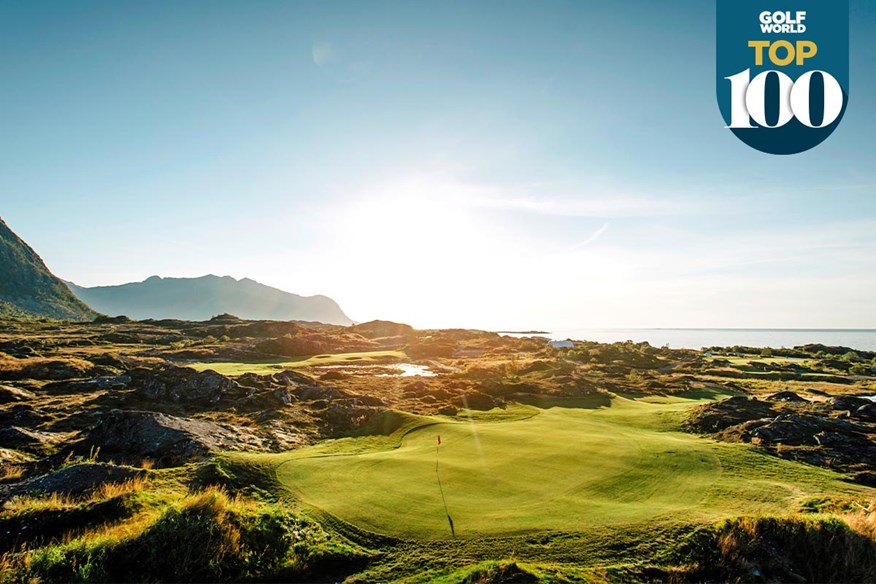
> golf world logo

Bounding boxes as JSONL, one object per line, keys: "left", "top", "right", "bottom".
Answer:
{"left": 717, "top": 1, "right": 849, "bottom": 155}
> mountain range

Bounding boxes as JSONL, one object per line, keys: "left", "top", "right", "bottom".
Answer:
{"left": 0, "top": 216, "right": 352, "bottom": 325}
{"left": 66, "top": 275, "right": 353, "bottom": 325}
{"left": 0, "top": 216, "right": 97, "bottom": 321}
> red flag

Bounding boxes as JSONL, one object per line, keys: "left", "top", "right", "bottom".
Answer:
{"left": 437, "top": 435, "right": 441, "bottom": 445}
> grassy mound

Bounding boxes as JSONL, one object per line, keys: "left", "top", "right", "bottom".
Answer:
{"left": 0, "top": 486, "right": 368, "bottom": 583}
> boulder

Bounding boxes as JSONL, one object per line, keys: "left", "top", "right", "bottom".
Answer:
{"left": 131, "top": 367, "right": 236, "bottom": 404}
{"left": 83, "top": 410, "right": 264, "bottom": 465}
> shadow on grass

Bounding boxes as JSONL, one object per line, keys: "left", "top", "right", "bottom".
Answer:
{"left": 514, "top": 393, "right": 612, "bottom": 410}
{"left": 616, "top": 386, "right": 738, "bottom": 402}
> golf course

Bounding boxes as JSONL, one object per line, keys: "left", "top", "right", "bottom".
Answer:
{"left": 234, "top": 391, "right": 869, "bottom": 539}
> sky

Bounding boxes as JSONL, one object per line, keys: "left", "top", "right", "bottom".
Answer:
{"left": 1, "top": 0, "right": 875, "bottom": 330}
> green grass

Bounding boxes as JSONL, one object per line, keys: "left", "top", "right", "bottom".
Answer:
{"left": 709, "top": 355, "right": 808, "bottom": 366}
{"left": 233, "top": 392, "right": 873, "bottom": 540}
{"left": 188, "top": 350, "right": 408, "bottom": 376}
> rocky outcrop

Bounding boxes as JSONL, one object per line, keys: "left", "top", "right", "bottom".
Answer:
{"left": 43, "top": 375, "right": 132, "bottom": 393}
{"left": 0, "top": 384, "right": 35, "bottom": 403}
{"left": 0, "top": 462, "right": 142, "bottom": 503}
{"left": 687, "top": 395, "right": 876, "bottom": 484}
{"left": 131, "top": 367, "right": 235, "bottom": 404}
{"left": 766, "top": 391, "right": 808, "bottom": 403}
{"left": 0, "top": 426, "right": 64, "bottom": 453}
{"left": 83, "top": 410, "right": 265, "bottom": 465}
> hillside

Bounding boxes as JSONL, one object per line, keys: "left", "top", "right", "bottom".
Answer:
{"left": 0, "top": 217, "right": 97, "bottom": 321}
{"left": 66, "top": 275, "right": 353, "bottom": 325}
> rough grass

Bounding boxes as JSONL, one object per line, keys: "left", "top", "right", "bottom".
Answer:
{"left": 0, "top": 353, "right": 96, "bottom": 380}
{"left": 670, "top": 513, "right": 876, "bottom": 583}
{"left": 187, "top": 350, "right": 408, "bottom": 376}
{"left": 239, "top": 394, "right": 871, "bottom": 539}
{"left": 0, "top": 486, "right": 368, "bottom": 583}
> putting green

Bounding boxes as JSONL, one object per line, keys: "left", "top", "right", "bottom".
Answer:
{"left": 240, "top": 394, "right": 869, "bottom": 538}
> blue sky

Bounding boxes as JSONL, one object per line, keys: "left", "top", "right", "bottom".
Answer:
{"left": 1, "top": 0, "right": 875, "bottom": 329}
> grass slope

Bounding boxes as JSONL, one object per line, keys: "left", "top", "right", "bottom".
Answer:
{"left": 234, "top": 392, "right": 871, "bottom": 539}
{"left": 0, "top": 217, "right": 97, "bottom": 321}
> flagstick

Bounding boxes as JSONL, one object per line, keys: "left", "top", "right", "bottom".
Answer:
{"left": 435, "top": 435, "right": 455, "bottom": 538}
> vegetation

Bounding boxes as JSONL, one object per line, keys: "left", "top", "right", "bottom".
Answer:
{"left": 1, "top": 317, "right": 874, "bottom": 581}
{"left": 188, "top": 350, "right": 408, "bottom": 376}
{"left": 0, "top": 217, "right": 97, "bottom": 322}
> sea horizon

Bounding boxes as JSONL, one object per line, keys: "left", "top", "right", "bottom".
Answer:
{"left": 500, "top": 327, "right": 876, "bottom": 352}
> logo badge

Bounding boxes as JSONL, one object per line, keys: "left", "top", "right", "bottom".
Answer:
{"left": 717, "top": 1, "right": 849, "bottom": 155}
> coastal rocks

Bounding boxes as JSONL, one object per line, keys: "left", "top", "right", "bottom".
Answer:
{"left": 686, "top": 396, "right": 776, "bottom": 433}
{"left": 748, "top": 414, "right": 823, "bottom": 446}
{"left": 687, "top": 394, "right": 876, "bottom": 485}
{"left": 83, "top": 410, "right": 265, "bottom": 465}
{"left": 131, "top": 367, "right": 236, "bottom": 404}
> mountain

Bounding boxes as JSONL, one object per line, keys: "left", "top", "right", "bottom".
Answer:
{"left": 66, "top": 275, "right": 353, "bottom": 325}
{"left": 0, "top": 217, "right": 98, "bottom": 321}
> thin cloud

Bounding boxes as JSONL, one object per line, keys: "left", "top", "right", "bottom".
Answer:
{"left": 571, "top": 222, "right": 610, "bottom": 249}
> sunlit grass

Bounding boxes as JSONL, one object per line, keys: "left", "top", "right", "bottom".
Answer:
{"left": 188, "top": 350, "right": 408, "bottom": 376}
{"left": 239, "top": 394, "right": 871, "bottom": 539}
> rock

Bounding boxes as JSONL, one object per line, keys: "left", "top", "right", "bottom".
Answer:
{"left": 131, "top": 367, "right": 236, "bottom": 404}
{"left": 829, "top": 396, "right": 871, "bottom": 412}
{"left": 438, "top": 406, "right": 458, "bottom": 416}
{"left": 854, "top": 403, "right": 876, "bottom": 422}
{"left": 273, "top": 370, "right": 317, "bottom": 386}
{"left": 83, "top": 410, "right": 265, "bottom": 465}
{"left": 43, "top": 375, "right": 132, "bottom": 393}
{"left": 452, "top": 391, "right": 498, "bottom": 411}
{"left": 767, "top": 391, "right": 808, "bottom": 403}
{"left": 687, "top": 397, "right": 777, "bottom": 433}
{"left": 750, "top": 414, "right": 822, "bottom": 446}
{"left": 316, "top": 400, "right": 377, "bottom": 434}
{"left": 0, "top": 447, "right": 32, "bottom": 464}
{"left": 0, "top": 427, "right": 58, "bottom": 452}
{"left": 4, "top": 404, "right": 44, "bottom": 426}
{"left": 0, "top": 462, "right": 142, "bottom": 503}
{"left": 320, "top": 370, "right": 347, "bottom": 381}
{"left": 852, "top": 471, "right": 876, "bottom": 487}
{"left": 0, "top": 384, "right": 35, "bottom": 403}
{"left": 295, "top": 385, "right": 348, "bottom": 402}
{"left": 270, "top": 388, "right": 295, "bottom": 406}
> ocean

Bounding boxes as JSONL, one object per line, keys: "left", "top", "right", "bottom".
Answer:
{"left": 506, "top": 328, "right": 876, "bottom": 352}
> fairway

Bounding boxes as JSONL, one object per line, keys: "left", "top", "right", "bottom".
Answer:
{"left": 187, "top": 350, "right": 407, "bottom": 376}
{"left": 237, "top": 394, "right": 871, "bottom": 538}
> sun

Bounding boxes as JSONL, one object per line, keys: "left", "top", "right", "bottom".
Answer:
{"left": 335, "top": 181, "right": 486, "bottom": 263}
